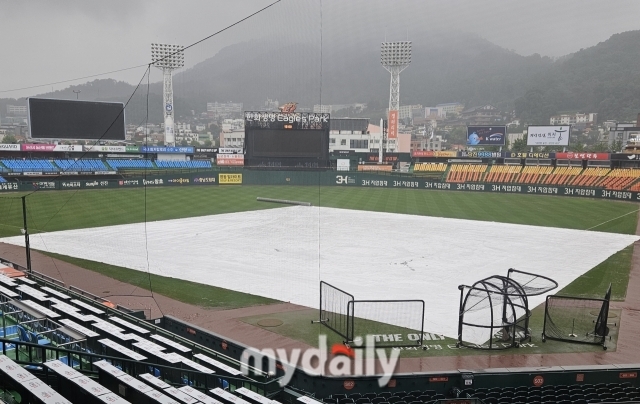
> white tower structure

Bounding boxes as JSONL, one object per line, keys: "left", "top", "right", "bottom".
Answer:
{"left": 380, "top": 41, "right": 411, "bottom": 159}
{"left": 151, "top": 43, "right": 184, "bottom": 146}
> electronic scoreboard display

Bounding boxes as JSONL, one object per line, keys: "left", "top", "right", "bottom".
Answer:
{"left": 244, "top": 111, "right": 330, "bottom": 168}
{"left": 28, "top": 97, "right": 125, "bottom": 140}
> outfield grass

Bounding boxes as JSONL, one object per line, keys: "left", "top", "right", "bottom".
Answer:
{"left": 0, "top": 186, "right": 637, "bottom": 237}
{"left": 40, "top": 251, "right": 279, "bottom": 309}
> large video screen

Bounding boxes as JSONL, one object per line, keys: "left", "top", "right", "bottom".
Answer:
{"left": 28, "top": 98, "right": 125, "bottom": 140}
{"left": 250, "top": 129, "right": 326, "bottom": 157}
{"left": 466, "top": 126, "right": 506, "bottom": 146}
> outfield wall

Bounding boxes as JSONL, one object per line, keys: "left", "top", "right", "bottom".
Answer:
{"left": 1, "top": 170, "right": 640, "bottom": 202}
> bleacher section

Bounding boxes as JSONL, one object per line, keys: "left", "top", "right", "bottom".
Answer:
{"left": 569, "top": 167, "right": 610, "bottom": 187}
{"left": 54, "top": 159, "right": 109, "bottom": 172}
{"left": 599, "top": 168, "right": 640, "bottom": 191}
{"left": 106, "top": 159, "right": 154, "bottom": 170}
{"left": 413, "top": 163, "right": 447, "bottom": 173}
{"left": 516, "top": 166, "right": 553, "bottom": 184}
{"left": 1, "top": 159, "right": 58, "bottom": 173}
{"left": 456, "top": 383, "right": 640, "bottom": 404}
{"left": 0, "top": 264, "right": 280, "bottom": 404}
{"left": 155, "top": 160, "right": 212, "bottom": 169}
{"left": 446, "top": 164, "right": 488, "bottom": 183}
{"left": 0, "top": 176, "right": 6, "bottom": 183}
{"left": 484, "top": 165, "right": 522, "bottom": 183}
{"left": 542, "top": 166, "right": 583, "bottom": 185}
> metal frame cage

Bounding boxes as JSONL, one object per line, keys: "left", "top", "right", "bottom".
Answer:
{"left": 317, "top": 282, "right": 425, "bottom": 348}
{"left": 457, "top": 269, "right": 557, "bottom": 350}
{"left": 542, "top": 284, "right": 612, "bottom": 350}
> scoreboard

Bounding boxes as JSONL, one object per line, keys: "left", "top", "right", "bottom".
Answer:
{"left": 244, "top": 111, "right": 330, "bottom": 168}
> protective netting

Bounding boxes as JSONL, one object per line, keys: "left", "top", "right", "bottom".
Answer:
{"left": 507, "top": 268, "right": 558, "bottom": 296}
{"left": 348, "top": 300, "right": 425, "bottom": 348}
{"left": 0, "top": 196, "right": 25, "bottom": 239}
{"left": 319, "top": 281, "right": 354, "bottom": 342}
{"left": 458, "top": 275, "right": 531, "bottom": 349}
{"left": 543, "top": 285, "right": 611, "bottom": 349}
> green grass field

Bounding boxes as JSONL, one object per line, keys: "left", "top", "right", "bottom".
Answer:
{"left": 0, "top": 186, "right": 637, "bottom": 237}
{"left": 0, "top": 185, "right": 637, "bottom": 356}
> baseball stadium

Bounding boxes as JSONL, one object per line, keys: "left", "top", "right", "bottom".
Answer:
{"left": 2, "top": 2, "right": 640, "bottom": 404}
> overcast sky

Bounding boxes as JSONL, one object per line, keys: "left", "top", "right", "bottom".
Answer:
{"left": 2, "top": 0, "right": 640, "bottom": 98}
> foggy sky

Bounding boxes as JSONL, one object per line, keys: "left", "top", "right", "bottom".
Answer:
{"left": 2, "top": 0, "right": 640, "bottom": 98}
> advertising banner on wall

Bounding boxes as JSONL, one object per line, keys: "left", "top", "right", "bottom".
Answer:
{"left": 555, "top": 152, "right": 610, "bottom": 160}
{"left": 388, "top": 110, "right": 399, "bottom": 139}
{"left": 411, "top": 150, "right": 458, "bottom": 158}
{"left": 218, "top": 148, "right": 242, "bottom": 154}
{"left": 466, "top": 126, "right": 506, "bottom": 146}
{"left": 527, "top": 125, "right": 570, "bottom": 146}
{"left": 219, "top": 173, "right": 243, "bottom": 184}
{"left": 21, "top": 144, "right": 83, "bottom": 152}
{"left": 216, "top": 154, "right": 245, "bottom": 166}
{"left": 140, "top": 146, "right": 194, "bottom": 154}
{"left": 358, "top": 164, "right": 393, "bottom": 172}
{"left": 0, "top": 144, "right": 21, "bottom": 151}
{"left": 84, "top": 145, "right": 127, "bottom": 152}
{"left": 337, "top": 159, "right": 350, "bottom": 171}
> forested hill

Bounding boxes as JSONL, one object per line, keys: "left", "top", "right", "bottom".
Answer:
{"left": 515, "top": 30, "right": 640, "bottom": 123}
{"left": 3, "top": 30, "right": 640, "bottom": 124}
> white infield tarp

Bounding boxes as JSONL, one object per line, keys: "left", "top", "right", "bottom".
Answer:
{"left": 2, "top": 206, "right": 637, "bottom": 343}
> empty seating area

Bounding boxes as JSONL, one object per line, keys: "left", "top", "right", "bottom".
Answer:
{"left": 106, "top": 159, "right": 154, "bottom": 170}
{"left": 542, "top": 166, "right": 583, "bottom": 185}
{"left": 1, "top": 159, "right": 58, "bottom": 172}
{"left": 599, "top": 168, "right": 640, "bottom": 190}
{"left": 0, "top": 261, "right": 277, "bottom": 403}
{"left": 328, "top": 389, "right": 458, "bottom": 404}
{"left": 0, "top": 176, "right": 6, "bottom": 183}
{"left": 516, "top": 166, "right": 554, "bottom": 184}
{"left": 413, "top": 163, "right": 447, "bottom": 173}
{"left": 484, "top": 165, "right": 522, "bottom": 183}
{"left": 155, "top": 160, "right": 212, "bottom": 169}
{"left": 440, "top": 164, "right": 640, "bottom": 190}
{"left": 446, "top": 164, "right": 488, "bottom": 183}
{"left": 324, "top": 389, "right": 446, "bottom": 404}
{"left": 458, "top": 382, "right": 640, "bottom": 404}
{"left": 54, "top": 159, "right": 109, "bottom": 171}
{"left": 569, "top": 167, "right": 610, "bottom": 187}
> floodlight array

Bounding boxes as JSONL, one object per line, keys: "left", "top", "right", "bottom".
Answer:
{"left": 151, "top": 43, "right": 185, "bottom": 69}
{"left": 380, "top": 41, "right": 412, "bottom": 66}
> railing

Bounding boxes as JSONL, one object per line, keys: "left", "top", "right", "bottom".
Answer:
{"left": 0, "top": 338, "right": 282, "bottom": 397}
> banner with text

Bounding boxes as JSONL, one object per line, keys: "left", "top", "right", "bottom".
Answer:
{"left": 555, "top": 152, "right": 610, "bottom": 160}
{"left": 388, "top": 110, "right": 398, "bottom": 139}
{"left": 84, "top": 145, "right": 127, "bottom": 153}
{"left": 527, "top": 125, "right": 570, "bottom": 146}
{"left": 0, "top": 144, "right": 21, "bottom": 151}
{"left": 216, "top": 154, "right": 245, "bottom": 166}
{"left": 21, "top": 144, "right": 83, "bottom": 152}
{"left": 411, "top": 150, "right": 458, "bottom": 158}
{"left": 140, "top": 146, "right": 194, "bottom": 154}
{"left": 219, "top": 173, "right": 243, "bottom": 184}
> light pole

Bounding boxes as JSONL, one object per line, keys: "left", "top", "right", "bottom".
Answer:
{"left": 21, "top": 196, "right": 31, "bottom": 272}
{"left": 380, "top": 41, "right": 412, "bottom": 162}
{"left": 151, "top": 43, "right": 185, "bottom": 147}
{"left": 73, "top": 90, "right": 81, "bottom": 99}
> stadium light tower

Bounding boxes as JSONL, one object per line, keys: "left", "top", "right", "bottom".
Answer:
{"left": 151, "top": 43, "right": 185, "bottom": 147}
{"left": 380, "top": 41, "right": 411, "bottom": 160}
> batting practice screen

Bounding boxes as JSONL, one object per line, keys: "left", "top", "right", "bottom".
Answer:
{"left": 28, "top": 97, "right": 126, "bottom": 140}
{"left": 542, "top": 285, "right": 611, "bottom": 349}
{"left": 319, "top": 281, "right": 354, "bottom": 342}
{"left": 348, "top": 300, "right": 425, "bottom": 348}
